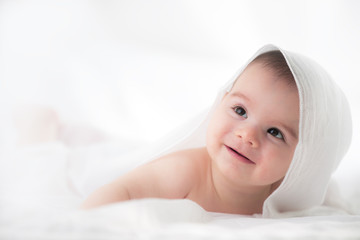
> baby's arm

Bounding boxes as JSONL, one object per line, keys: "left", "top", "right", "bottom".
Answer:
{"left": 80, "top": 149, "right": 200, "bottom": 209}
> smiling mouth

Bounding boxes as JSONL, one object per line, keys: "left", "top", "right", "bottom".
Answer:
{"left": 225, "top": 145, "right": 255, "bottom": 164}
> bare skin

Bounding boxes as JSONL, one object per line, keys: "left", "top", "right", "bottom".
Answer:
{"left": 81, "top": 62, "right": 300, "bottom": 215}
{"left": 80, "top": 147, "right": 267, "bottom": 214}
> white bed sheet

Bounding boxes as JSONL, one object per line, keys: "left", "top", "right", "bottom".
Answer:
{"left": 0, "top": 140, "right": 359, "bottom": 240}
{"left": 2, "top": 200, "right": 360, "bottom": 240}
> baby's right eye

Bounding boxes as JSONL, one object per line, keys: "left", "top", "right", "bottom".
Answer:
{"left": 233, "top": 106, "right": 248, "bottom": 118}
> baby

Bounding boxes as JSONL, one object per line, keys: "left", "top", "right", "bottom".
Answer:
{"left": 81, "top": 50, "right": 300, "bottom": 215}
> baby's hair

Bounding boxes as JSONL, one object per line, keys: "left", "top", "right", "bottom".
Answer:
{"left": 252, "top": 50, "right": 296, "bottom": 88}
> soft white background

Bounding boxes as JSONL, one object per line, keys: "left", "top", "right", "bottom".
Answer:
{"left": 0, "top": 0, "right": 359, "bottom": 185}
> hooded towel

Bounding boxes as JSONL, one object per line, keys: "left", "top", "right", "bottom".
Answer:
{"left": 139, "top": 44, "right": 352, "bottom": 217}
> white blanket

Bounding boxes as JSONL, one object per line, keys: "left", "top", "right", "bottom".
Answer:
{"left": 2, "top": 198, "right": 360, "bottom": 239}
{"left": 0, "top": 141, "right": 359, "bottom": 239}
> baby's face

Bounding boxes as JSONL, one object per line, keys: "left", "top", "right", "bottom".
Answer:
{"left": 206, "top": 62, "right": 299, "bottom": 189}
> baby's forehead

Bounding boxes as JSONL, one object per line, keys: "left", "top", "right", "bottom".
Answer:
{"left": 234, "top": 62, "right": 296, "bottom": 90}
{"left": 236, "top": 62, "right": 277, "bottom": 82}
{"left": 247, "top": 53, "right": 297, "bottom": 89}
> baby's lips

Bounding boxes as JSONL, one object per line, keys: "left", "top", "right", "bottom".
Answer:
{"left": 227, "top": 144, "right": 255, "bottom": 164}
{"left": 238, "top": 151, "right": 255, "bottom": 164}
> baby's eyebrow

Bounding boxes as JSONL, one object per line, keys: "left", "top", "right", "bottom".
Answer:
{"left": 229, "top": 92, "right": 250, "bottom": 102}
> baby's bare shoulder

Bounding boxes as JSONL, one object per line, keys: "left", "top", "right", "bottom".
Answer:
{"left": 154, "top": 147, "right": 208, "bottom": 167}
{"left": 121, "top": 147, "right": 209, "bottom": 199}
{"left": 148, "top": 147, "right": 208, "bottom": 182}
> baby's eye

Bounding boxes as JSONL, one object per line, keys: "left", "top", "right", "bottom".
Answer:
{"left": 233, "top": 106, "right": 247, "bottom": 118}
{"left": 268, "top": 128, "right": 284, "bottom": 140}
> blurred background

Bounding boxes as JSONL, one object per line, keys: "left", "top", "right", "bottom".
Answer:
{"left": 0, "top": 0, "right": 359, "bottom": 181}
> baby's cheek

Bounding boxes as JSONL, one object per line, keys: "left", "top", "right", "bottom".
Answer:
{"left": 280, "top": 150, "right": 295, "bottom": 174}
{"left": 207, "top": 121, "right": 224, "bottom": 143}
{"left": 255, "top": 168, "right": 276, "bottom": 184}
{"left": 256, "top": 169, "right": 284, "bottom": 186}
{"left": 256, "top": 157, "right": 290, "bottom": 185}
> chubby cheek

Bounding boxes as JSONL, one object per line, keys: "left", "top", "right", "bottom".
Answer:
{"left": 206, "top": 117, "right": 227, "bottom": 155}
{"left": 206, "top": 112, "right": 231, "bottom": 147}
{"left": 257, "top": 148, "right": 294, "bottom": 184}
{"left": 206, "top": 122, "right": 221, "bottom": 155}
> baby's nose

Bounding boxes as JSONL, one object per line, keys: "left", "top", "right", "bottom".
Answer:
{"left": 235, "top": 126, "right": 260, "bottom": 148}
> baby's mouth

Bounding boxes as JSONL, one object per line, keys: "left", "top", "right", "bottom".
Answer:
{"left": 226, "top": 145, "right": 255, "bottom": 164}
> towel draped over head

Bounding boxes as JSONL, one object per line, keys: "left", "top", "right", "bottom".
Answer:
{"left": 143, "top": 44, "right": 352, "bottom": 217}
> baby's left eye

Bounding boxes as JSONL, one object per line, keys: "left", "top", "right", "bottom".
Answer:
{"left": 267, "top": 128, "right": 284, "bottom": 140}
